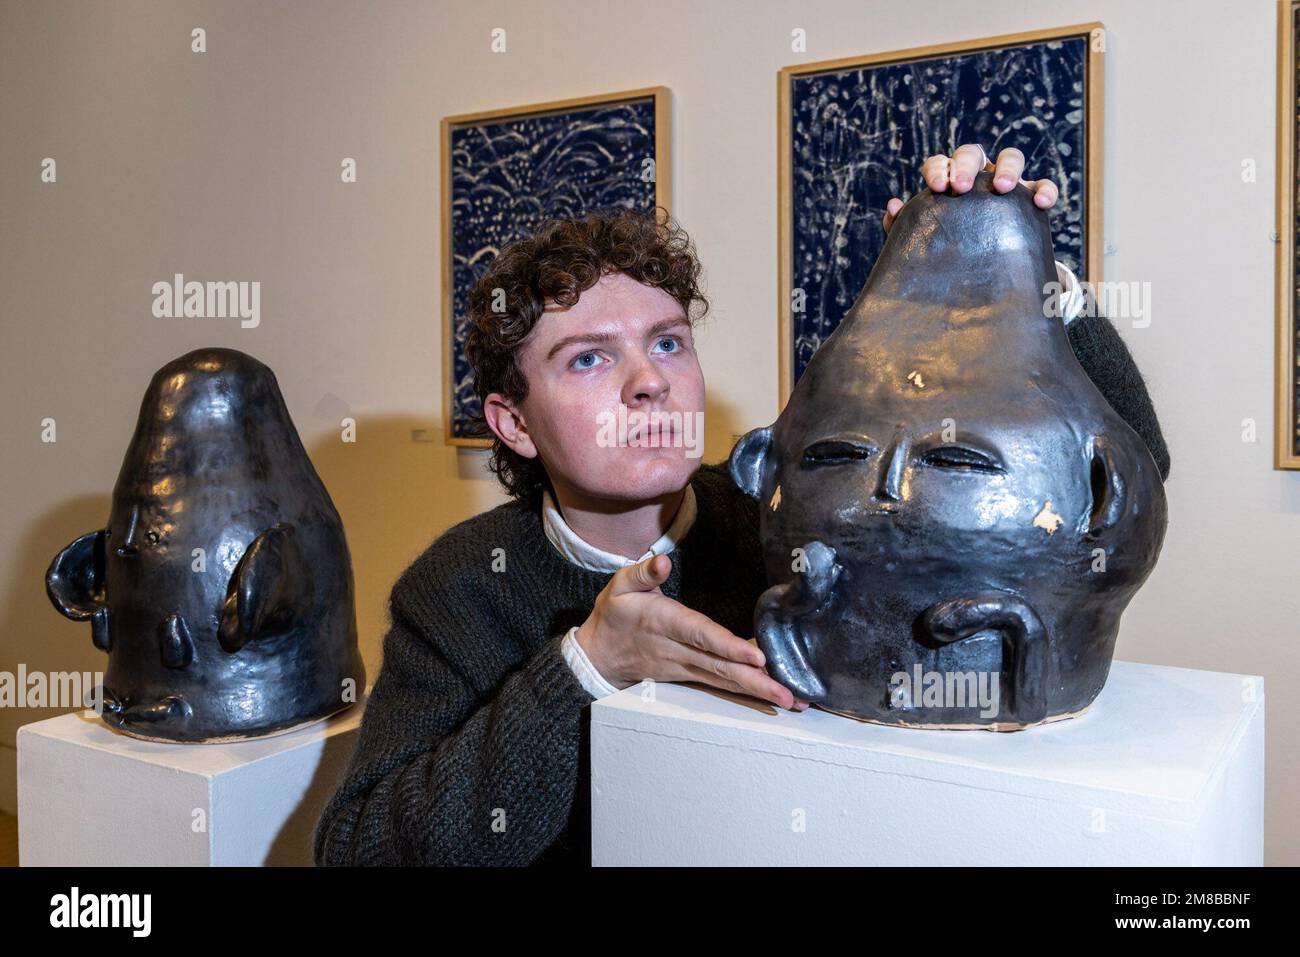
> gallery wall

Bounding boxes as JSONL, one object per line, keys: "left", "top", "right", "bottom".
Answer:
{"left": 1, "top": 0, "right": 1294, "bottom": 861}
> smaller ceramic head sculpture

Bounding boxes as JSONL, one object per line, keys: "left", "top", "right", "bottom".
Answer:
{"left": 46, "top": 348, "right": 365, "bottom": 743}
{"left": 731, "top": 171, "right": 1167, "bottom": 730}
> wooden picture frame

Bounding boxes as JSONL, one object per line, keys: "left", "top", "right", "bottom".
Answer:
{"left": 441, "top": 87, "right": 672, "bottom": 447}
{"left": 1276, "top": 1, "right": 1300, "bottom": 468}
{"left": 777, "top": 23, "right": 1105, "bottom": 406}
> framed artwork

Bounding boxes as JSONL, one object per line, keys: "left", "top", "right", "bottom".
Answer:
{"left": 1277, "top": 1, "right": 1300, "bottom": 469}
{"left": 777, "top": 23, "right": 1105, "bottom": 401}
{"left": 441, "top": 87, "right": 672, "bottom": 446}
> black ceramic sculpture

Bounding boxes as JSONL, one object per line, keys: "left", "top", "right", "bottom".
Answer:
{"left": 46, "top": 348, "right": 365, "bottom": 743}
{"left": 731, "top": 171, "right": 1167, "bottom": 730}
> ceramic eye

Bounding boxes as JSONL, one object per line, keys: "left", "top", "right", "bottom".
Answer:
{"left": 803, "top": 440, "right": 874, "bottom": 466}
{"left": 146, "top": 530, "right": 160, "bottom": 545}
{"left": 919, "top": 446, "right": 1004, "bottom": 474}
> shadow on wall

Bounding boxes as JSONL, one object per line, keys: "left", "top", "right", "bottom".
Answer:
{"left": 304, "top": 414, "right": 496, "bottom": 665}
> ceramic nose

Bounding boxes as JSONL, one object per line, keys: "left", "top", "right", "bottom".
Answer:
{"left": 871, "top": 432, "right": 909, "bottom": 508}
{"left": 116, "top": 505, "right": 140, "bottom": 557}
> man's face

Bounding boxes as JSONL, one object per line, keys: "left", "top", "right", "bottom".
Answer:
{"left": 502, "top": 270, "right": 706, "bottom": 504}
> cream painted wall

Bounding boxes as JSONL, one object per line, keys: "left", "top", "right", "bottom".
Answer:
{"left": 1, "top": 0, "right": 1294, "bottom": 863}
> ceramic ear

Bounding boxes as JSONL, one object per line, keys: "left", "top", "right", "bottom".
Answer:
{"left": 754, "top": 540, "right": 845, "bottom": 702}
{"left": 1085, "top": 435, "right": 1128, "bottom": 540}
{"left": 218, "top": 523, "right": 313, "bottom": 652}
{"left": 46, "top": 530, "right": 107, "bottom": 621}
{"left": 729, "top": 427, "right": 773, "bottom": 498}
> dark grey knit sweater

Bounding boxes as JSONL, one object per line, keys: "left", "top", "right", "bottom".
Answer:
{"left": 313, "top": 313, "right": 1169, "bottom": 867}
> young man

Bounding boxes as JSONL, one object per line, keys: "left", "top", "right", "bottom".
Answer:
{"left": 314, "top": 145, "right": 1169, "bottom": 866}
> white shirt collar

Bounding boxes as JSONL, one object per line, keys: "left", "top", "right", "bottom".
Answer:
{"left": 541, "top": 484, "right": 698, "bottom": 573}
{"left": 1056, "top": 259, "right": 1084, "bottom": 325}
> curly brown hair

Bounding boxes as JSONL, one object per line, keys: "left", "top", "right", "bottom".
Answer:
{"left": 463, "top": 206, "right": 709, "bottom": 503}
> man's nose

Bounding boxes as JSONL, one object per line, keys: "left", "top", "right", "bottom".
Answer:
{"left": 622, "top": 356, "right": 670, "bottom": 407}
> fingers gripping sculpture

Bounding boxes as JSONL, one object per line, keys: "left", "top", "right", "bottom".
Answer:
{"left": 731, "top": 172, "right": 1166, "bottom": 730}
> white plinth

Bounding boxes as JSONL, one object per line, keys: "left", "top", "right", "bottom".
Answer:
{"left": 17, "top": 695, "right": 365, "bottom": 866}
{"left": 591, "top": 661, "right": 1264, "bottom": 866}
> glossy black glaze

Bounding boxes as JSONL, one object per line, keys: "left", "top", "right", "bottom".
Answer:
{"left": 731, "top": 172, "right": 1167, "bottom": 729}
{"left": 46, "top": 348, "right": 365, "bottom": 742}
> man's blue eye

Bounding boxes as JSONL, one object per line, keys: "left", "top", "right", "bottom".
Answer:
{"left": 573, "top": 352, "right": 599, "bottom": 369}
{"left": 656, "top": 338, "right": 679, "bottom": 353}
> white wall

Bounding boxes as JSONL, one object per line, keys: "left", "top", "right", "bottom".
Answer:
{"left": 1, "top": 0, "right": 1294, "bottom": 863}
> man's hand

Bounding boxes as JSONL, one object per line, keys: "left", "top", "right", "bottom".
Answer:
{"left": 575, "top": 553, "right": 809, "bottom": 711}
{"left": 883, "top": 144, "right": 1059, "bottom": 232}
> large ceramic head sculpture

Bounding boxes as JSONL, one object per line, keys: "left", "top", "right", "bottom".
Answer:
{"left": 731, "top": 171, "right": 1166, "bottom": 730}
{"left": 46, "top": 348, "right": 365, "bottom": 742}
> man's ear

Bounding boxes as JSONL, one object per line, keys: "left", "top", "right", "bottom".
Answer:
{"left": 729, "top": 427, "right": 773, "bottom": 498}
{"left": 482, "top": 393, "right": 538, "bottom": 459}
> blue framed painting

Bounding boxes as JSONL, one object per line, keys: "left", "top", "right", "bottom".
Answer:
{"left": 441, "top": 87, "right": 671, "bottom": 445}
{"left": 778, "top": 24, "right": 1104, "bottom": 397}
